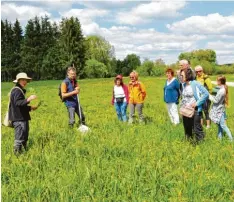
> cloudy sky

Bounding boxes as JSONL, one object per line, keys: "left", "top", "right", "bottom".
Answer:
{"left": 1, "top": 0, "right": 234, "bottom": 64}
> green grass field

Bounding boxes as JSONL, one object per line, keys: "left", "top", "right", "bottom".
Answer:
{"left": 1, "top": 75, "right": 234, "bottom": 201}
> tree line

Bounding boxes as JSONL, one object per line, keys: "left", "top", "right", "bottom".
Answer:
{"left": 1, "top": 16, "right": 234, "bottom": 81}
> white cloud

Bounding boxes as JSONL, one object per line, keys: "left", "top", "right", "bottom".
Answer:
{"left": 205, "top": 41, "right": 234, "bottom": 64}
{"left": 82, "top": 22, "right": 101, "bottom": 36}
{"left": 82, "top": 25, "right": 201, "bottom": 63}
{"left": 78, "top": 1, "right": 131, "bottom": 9}
{"left": 116, "top": 1, "right": 186, "bottom": 25}
{"left": 27, "top": 1, "right": 74, "bottom": 11}
{"left": 216, "top": 55, "right": 234, "bottom": 65}
{"left": 1, "top": 3, "right": 51, "bottom": 24}
{"left": 59, "top": 8, "right": 109, "bottom": 24}
{"left": 98, "top": 26, "right": 204, "bottom": 47}
{"left": 59, "top": 8, "right": 110, "bottom": 35}
{"left": 60, "top": 8, "right": 109, "bottom": 20}
{"left": 207, "top": 41, "right": 234, "bottom": 50}
{"left": 167, "top": 13, "right": 234, "bottom": 35}
{"left": 1, "top": 2, "right": 233, "bottom": 65}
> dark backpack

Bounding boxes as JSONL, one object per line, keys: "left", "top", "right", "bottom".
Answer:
{"left": 58, "top": 84, "right": 64, "bottom": 102}
{"left": 58, "top": 80, "right": 69, "bottom": 102}
{"left": 203, "top": 75, "right": 209, "bottom": 90}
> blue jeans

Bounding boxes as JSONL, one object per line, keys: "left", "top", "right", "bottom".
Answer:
{"left": 114, "top": 102, "right": 127, "bottom": 121}
{"left": 218, "top": 113, "right": 233, "bottom": 141}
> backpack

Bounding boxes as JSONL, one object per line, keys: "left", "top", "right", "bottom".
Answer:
{"left": 3, "top": 87, "right": 24, "bottom": 127}
{"left": 203, "top": 75, "right": 209, "bottom": 90}
{"left": 58, "top": 84, "right": 64, "bottom": 102}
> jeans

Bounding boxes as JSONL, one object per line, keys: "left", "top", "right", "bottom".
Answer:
{"left": 218, "top": 113, "right": 233, "bottom": 141}
{"left": 12, "top": 121, "right": 29, "bottom": 152}
{"left": 114, "top": 102, "right": 127, "bottom": 122}
{"left": 129, "top": 103, "right": 144, "bottom": 123}
{"left": 182, "top": 111, "right": 204, "bottom": 143}
{"left": 67, "top": 106, "right": 85, "bottom": 126}
{"left": 166, "top": 103, "right": 180, "bottom": 124}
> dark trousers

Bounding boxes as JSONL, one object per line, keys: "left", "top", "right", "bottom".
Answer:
{"left": 67, "top": 106, "right": 85, "bottom": 126}
{"left": 182, "top": 111, "right": 204, "bottom": 142}
{"left": 12, "top": 121, "right": 29, "bottom": 151}
{"left": 202, "top": 99, "right": 211, "bottom": 121}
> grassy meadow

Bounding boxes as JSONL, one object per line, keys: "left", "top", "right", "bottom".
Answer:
{"left": 1, "top": 75, "right": 234, "bottom": 201}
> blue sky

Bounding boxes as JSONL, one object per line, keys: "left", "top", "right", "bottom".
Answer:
{"left": 1, "top": 1, "right": 234, "bottom": 64}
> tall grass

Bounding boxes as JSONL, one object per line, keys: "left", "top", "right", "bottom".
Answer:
{"left": 1, "top": 76, "right": 234, "bottom": 201}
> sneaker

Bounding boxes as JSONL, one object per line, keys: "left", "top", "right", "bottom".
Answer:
{"left": 14, "top": 147, "right": 22, "bottom": 156}
{"left": 206, "top": 125, "right": 211, "bottom": 129}
{"left": 128, "top": 118, "right": 133, "bottom": 124}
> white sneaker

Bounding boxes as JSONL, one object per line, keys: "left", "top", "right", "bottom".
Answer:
{"left": 128, "top": 119, "right": 133, "bottom": 124}
{"left": 206, "top": 125, "right": 211, "bottom": 129}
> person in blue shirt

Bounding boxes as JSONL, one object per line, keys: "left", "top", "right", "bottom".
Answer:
{"left": 164, "top": 68, "right": 180, "bottom": 125}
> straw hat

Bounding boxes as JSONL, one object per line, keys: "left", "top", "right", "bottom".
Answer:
{"left": 13, "top": 72, "right": 32, "bottom": 83}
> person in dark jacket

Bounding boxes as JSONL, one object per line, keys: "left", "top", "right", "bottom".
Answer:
{"left": 9, "top": 72, "right": 38, "bottom": 154}
{"left": 61, "top": 66, "right": 86, "bottom": 127}
{"left": 164, "top": 68, "right": 180, "bottom": 125}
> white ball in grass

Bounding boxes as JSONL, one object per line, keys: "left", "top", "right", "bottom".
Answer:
{"left": 77, "top": 125, "right": 90, "bottom": 133}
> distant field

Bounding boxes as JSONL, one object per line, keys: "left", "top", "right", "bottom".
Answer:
{"left": 210, "top": 74, "right": 234, "bottom": 82}
{"left": 1, "top": 76, "right": 234, "bottom": 201}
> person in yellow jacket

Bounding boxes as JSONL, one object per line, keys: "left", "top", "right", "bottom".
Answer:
{"left": 195, "top": 65, "right": 213, "bottom": 129}
{"left": 128, "top": 71, "right": 146, "bottom": 124}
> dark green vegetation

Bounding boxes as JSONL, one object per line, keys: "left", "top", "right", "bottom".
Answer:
{"left": 1, "top": 77, "right": 234, "bottom": 201}
{"left": 2, "top": 16, "right": 234, "bottom": 82}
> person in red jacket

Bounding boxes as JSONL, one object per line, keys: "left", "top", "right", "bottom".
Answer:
{"left": 111, "top": 75, "right": 129, "bottom": 122}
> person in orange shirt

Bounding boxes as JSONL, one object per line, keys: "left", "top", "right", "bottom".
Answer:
{"left": 61, "top": 66, "right": 86, "bottom": 128}
{"left": 128, "top": 71, "right": 146, "bottom": 124}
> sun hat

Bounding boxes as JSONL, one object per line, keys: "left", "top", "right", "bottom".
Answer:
{"left": 195, "top": 65, "right": 203, "bottom": 72}
{"left": 13, "top": 72, "right": 32, "bottom": 83}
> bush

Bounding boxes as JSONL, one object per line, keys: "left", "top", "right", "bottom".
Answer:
{"left": 83, "top": 59, "right": 108, "bottom": 78}
{"left": 214, "top": 64, "right": 234, "bottom": 75}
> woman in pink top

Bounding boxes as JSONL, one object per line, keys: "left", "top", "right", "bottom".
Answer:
{"left": 111, "top": 75, "right": 129, "bottom": 122}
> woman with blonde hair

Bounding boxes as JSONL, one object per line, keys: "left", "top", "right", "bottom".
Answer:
{"left": 209, "top": 75, "right": 233, "bottom": 141}
{"left": 128, "top": 71, "right": 146, "bottom": 124}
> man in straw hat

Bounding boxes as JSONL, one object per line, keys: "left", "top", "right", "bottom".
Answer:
{"left": 9, "top": 72, "right": 38, "bottom": 155}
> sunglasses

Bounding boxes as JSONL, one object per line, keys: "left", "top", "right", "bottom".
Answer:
{"left": 130, "top": 76, "right": 135, "bottom": 79}
{"left": 196, "top": 71, "right": 202, "bottom": 73}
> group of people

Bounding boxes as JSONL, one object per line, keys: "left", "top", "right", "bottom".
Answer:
{"left": 6, "top": 61, "right": 233, "bottom": 155}
{"left": 8, "top": 67, "right": 86, "bottom": 155}
{"left": 111, "top": 71, "right": 147, "bottom": 124}
{"left": 163, "top": 59, "right": 233, "bottom": 144}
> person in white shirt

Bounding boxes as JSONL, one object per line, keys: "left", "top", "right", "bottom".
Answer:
{"left": 111, "top": 75, "right": 129, "bottom": 122}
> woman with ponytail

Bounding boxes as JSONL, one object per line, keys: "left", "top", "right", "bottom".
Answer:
{"left": 209, "top": 75, "right": 233, "bottom": 141}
